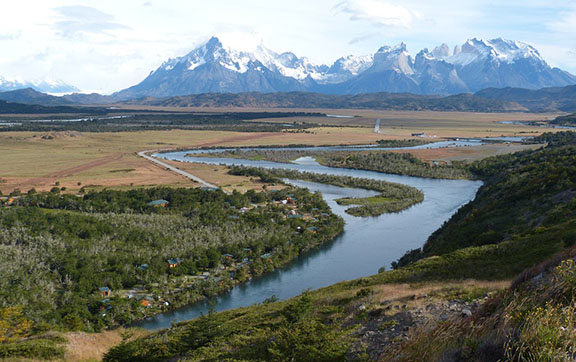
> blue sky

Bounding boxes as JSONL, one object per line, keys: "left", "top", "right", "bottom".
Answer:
{"left": 0, "top": 0, "right": 574, "bottom": 93}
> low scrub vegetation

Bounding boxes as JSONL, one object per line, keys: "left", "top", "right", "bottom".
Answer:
{"left": 323, "top": 152, "right": 473, "bottom": 180}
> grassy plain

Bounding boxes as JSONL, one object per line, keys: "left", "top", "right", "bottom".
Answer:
{"left": 0, "top": 127, "right": 390, "bottom": 194}
{"left": 112, "top": 105, "right": 560, "bottom": 135}
{"left": 0, "top": 109, "right": 559, "bottom": 194}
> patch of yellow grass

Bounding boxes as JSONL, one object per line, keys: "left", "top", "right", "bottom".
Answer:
{"left": 64, "top": 328, "right": 148, "bottom": 362}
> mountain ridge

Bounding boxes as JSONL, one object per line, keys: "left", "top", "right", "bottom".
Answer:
{"left": 121, "top": 91, "right": 526, "bottom": 112}
{"left": 113, "top": 36, "right": 576, "bottom": 99}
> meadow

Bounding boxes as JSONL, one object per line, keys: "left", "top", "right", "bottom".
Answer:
{"left": 0, "top": 108, "right": 556, "bottom": 195}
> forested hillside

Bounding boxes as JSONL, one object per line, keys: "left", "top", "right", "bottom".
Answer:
{"left": 0, "top": 187, "right": 343, "bottom": 334}
{"left": 422, "top": 132, "right": 576, "bottom": 256}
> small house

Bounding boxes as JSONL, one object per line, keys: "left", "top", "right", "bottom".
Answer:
{"left": 167, "top": 258, "right": 181, "bottom": 268}
{"left": 307, "top": 226, "right": 319, "bottom": 234}
{"left": 137, "top": 264, "right": 149, "bottom": 271}
{"left": 139, "top": 296, "right": 154, "bottom": 308}
{"left": 148, "top": 199, "right": 169, "bottom": 208}
{"left": 99, "top": 287, "right": 111, "bottom": 297}
{"left": 260, "top": 253, "right": 273, "bottom": 259}
{"left": 412, "top": 132, "right": 427, "bottom": 137}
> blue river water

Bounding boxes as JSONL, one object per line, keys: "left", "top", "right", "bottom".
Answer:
{"left": 134, "top": 144, "right": 483, "bottom": 330}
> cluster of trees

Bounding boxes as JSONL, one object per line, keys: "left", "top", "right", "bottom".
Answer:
{"left": 527, "top": 130, "right": 576, "bottom": 147}
{"left": 550, "top": 113, "right": 576, "bottom": 126}
{"left": 323, "top": 152, "right": 473, "bottom": 180}
{"left": 0, "top": 187, "right": 343, "bottom": 331}
{"left": 229, "top": 166, "right": 424, "bottom": 216}
{"left": 104, "top": 291, "right": 353, "bottom": 361}
{"left": 0, "top": 307, "right": 66, "bottom": 359}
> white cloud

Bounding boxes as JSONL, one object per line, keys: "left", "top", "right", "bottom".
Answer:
{"left": 548, "top": 5, "right": 576, "bottom": 35}
{"left": 52, "top": 5, "right": 129, "bottom": 39}
{"left": 0, "top": 0, "right": 574, "bottom": 93}
{"left": 0, "top": 32, "right": 21, "bottom": 41}
{"left": 334, "top": 0, "right": 420, "bottom": 28}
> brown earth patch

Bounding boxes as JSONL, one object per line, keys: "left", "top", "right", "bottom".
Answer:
{"left": 64, "top": 328, "right": 148, "bottom": 362}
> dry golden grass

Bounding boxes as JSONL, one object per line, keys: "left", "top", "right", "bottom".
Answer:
{"left": 390, "top": 143, "right": 543, "bottom": 163}
{"left": 0, "top": 128, "right": 388, "bottom": 194}
{"left": 162, "top": 160, "right": 285, "bottom": 193}
{"left": 0, "top": 107, "right": 561, "bottom": 194}
{"left": 371, "top": 280, "right": 510, "bottom": 307}
{"left": 64, "top": 328, "right": 148, "bottom": 362}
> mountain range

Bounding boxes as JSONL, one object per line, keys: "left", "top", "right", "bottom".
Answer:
{"left": 114, "top": 36, "right": 576, "bottom": 99}
{"left": 0, "top": 76, "right": 78, "bottom": 94}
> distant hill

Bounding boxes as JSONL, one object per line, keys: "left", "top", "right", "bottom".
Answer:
{"left": 9, "top": 84, "right": 576, "bottom": 114}
{"left": 123, "top": 91, "right": 525, "bottom": 112}
{"left": 62, "top": 92, "right": 117, "bottom": 105}
{"left": 0, "top": 99, "right": 93, "bottom": 114}
{"left": 0, "top": 88, "right": 75, "bottom": 106}
{"left": 550, "top": 113, "right": 576, "bottom": 126}
{"left": 475, "top": 85, "right": 576, "bottom": 112}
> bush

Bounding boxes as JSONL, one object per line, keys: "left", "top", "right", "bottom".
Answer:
{"left": 282, "top": 292, "right": 314, "bottom": 323}
{"left": 0, "top": 340, "right": 65, "bottom": 359}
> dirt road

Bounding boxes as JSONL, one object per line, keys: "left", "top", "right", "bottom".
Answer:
{"left": 137, "top": 150, "right": 219, "bottom": 189}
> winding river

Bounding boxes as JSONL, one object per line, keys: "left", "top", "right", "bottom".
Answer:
{"left": 134, "top": 143, "right": 483, "bottom": 330}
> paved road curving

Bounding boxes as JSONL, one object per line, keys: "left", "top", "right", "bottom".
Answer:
{"left": 137, "top": 150, "right": 219, "bottom": 189}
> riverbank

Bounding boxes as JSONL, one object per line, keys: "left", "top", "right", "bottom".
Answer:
{"left": 104, "top": 132, "right": 576, "bottom": 362}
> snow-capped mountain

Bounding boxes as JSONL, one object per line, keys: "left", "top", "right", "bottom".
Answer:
{"left": 322, "top": 54, "right": 374, "bottom": 84}
{"left": 438, "top": 38, "right": 576, "bottom": 91}
{"left": 0, "top": 76, "right": 79, "bottom": 94}
{"left": 115, "top": 37, "right": 325, "bottom": 99}
{"left": 114, "top": 36, "right": 576, "bottom": 99}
